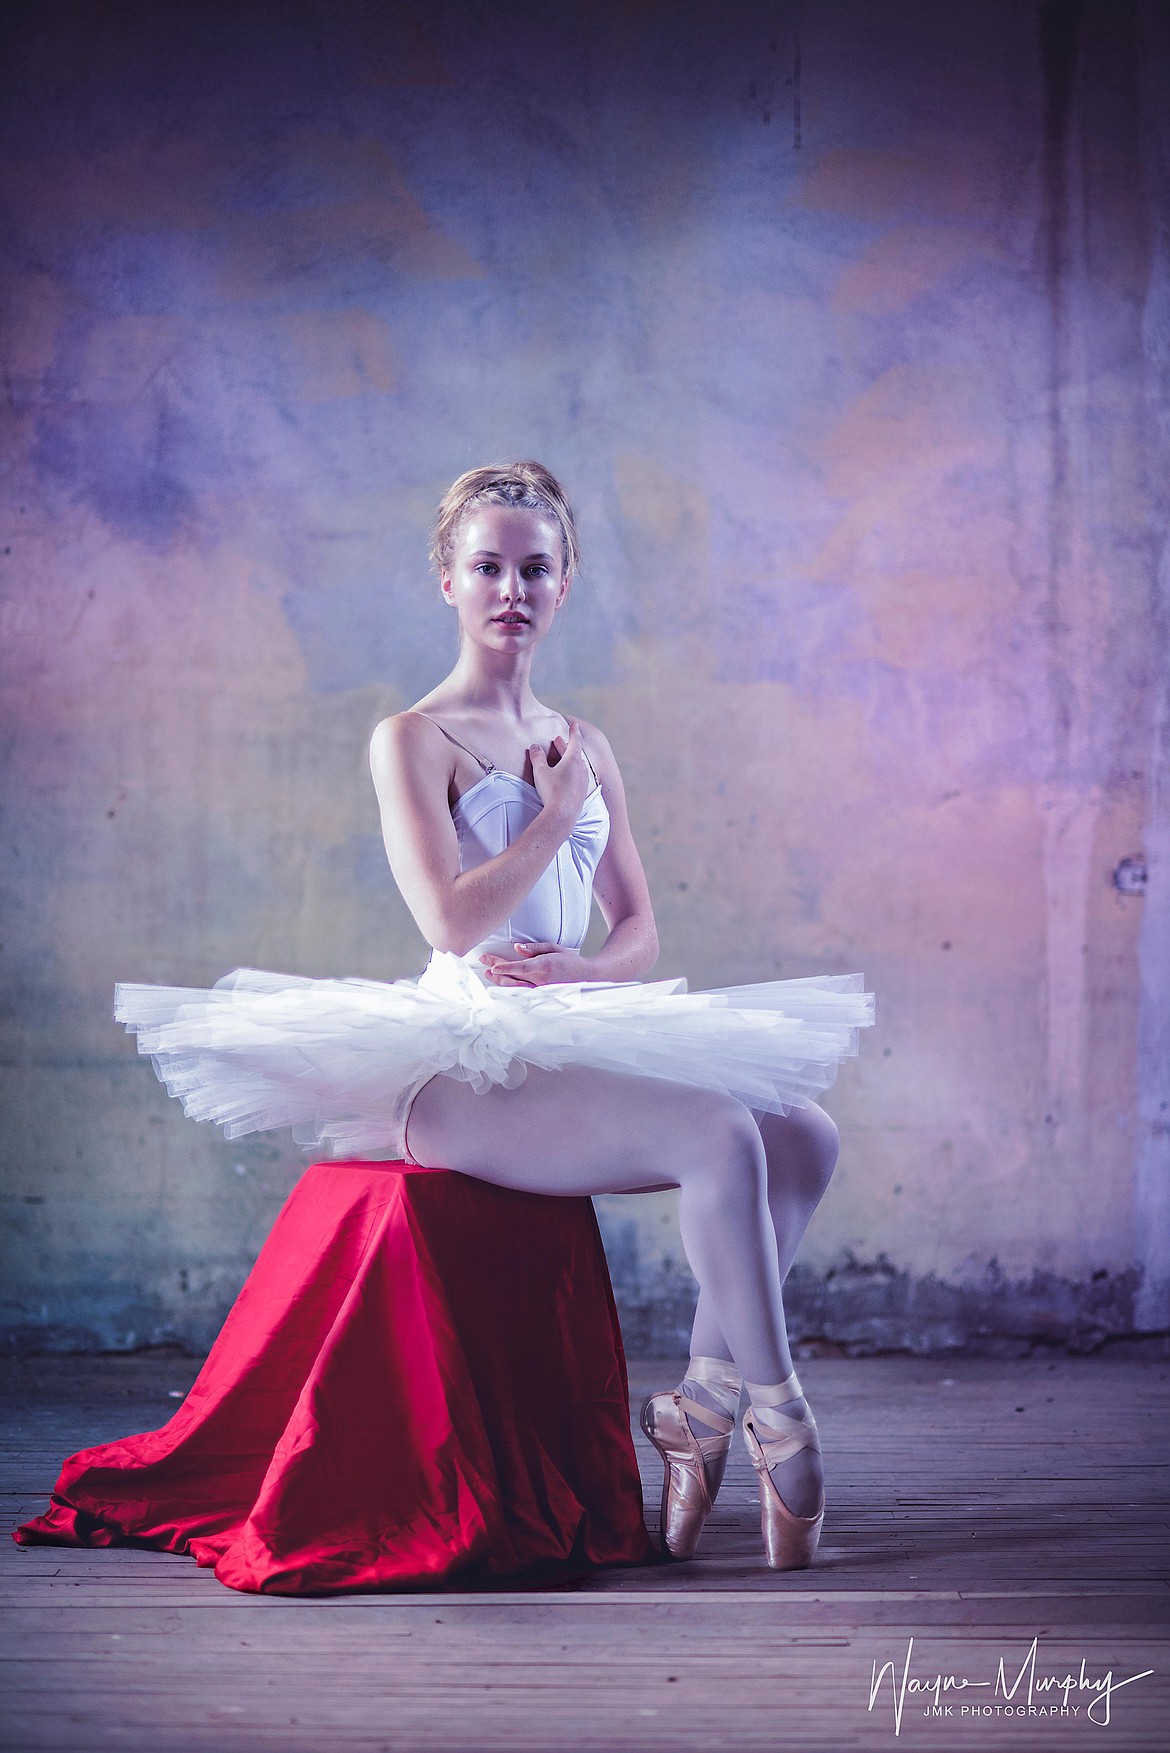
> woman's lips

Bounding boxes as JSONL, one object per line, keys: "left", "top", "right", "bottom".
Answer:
{"left": 494, "top": 615, "right": 528, "bottom": 626}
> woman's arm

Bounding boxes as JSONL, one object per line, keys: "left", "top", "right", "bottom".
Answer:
{"left": 483, "top": 722, "right": 660, "bottom": 987}
{"left": 368, "top": 711, "right": 592, "bottom": 956}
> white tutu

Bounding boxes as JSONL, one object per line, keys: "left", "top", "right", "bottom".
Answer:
{"left": 114, "top": 953, "right": 876, "bottom": 1159}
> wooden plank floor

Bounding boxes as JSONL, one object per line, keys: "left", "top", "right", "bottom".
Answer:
{"left": 2, "top": 1351, "right": 1167, "bottom": 1751}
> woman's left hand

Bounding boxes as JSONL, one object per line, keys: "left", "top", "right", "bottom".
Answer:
{"left": 480, "top": 943, "right": 593, "bottom": 987}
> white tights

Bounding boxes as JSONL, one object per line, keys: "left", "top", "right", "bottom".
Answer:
{"left": 405, "top": 1064, "right": 841, "bottom": 1387}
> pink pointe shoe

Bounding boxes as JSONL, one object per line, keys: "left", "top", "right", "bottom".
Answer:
{"left": 741, "top": 1369, "right": 825, "bottom": 1570}
{"left": 640, "top": 1390, "right": 734, "bottom": 1561}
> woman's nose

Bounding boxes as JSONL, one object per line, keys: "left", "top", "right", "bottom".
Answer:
{"left": 498, "top": 571, "right": 526, "bottom": 601}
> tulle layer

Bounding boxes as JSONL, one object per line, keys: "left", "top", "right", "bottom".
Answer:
{"left": 114, "top": 953, "right": 876, "bottom": 1158}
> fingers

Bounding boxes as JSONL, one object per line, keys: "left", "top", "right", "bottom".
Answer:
{"left": 531, "top": 720, "right": 583, "bottom": 774}
{"left": 482, "top": 945, "right": 557, "bottom": 978}
{"left": 485, "top": 950, "right": 560, "bottom": 985}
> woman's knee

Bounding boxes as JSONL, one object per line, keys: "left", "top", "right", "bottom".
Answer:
{"left": 678, "top": 1092, "right": 768, "bottom": 1204}
{"left": 762, "top": 1101, "right": 840, "bottom": 1199}
{"left": 805, "top": 1101, "right": 841, "bottom": 1172}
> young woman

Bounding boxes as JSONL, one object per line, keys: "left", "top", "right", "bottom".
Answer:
{"left": 116, "top": 462, "right": 874, "bottom": 1571}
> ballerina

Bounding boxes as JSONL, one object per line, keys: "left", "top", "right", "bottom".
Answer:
{"left": 115, "top": 461, "right": 875, "bottom": 1570}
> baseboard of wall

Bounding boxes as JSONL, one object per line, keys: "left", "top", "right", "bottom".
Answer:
{"left": 606, "top": 1252, "right": 1169, "bottom": 1360}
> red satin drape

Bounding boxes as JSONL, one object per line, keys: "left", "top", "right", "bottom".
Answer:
{"left": 14, "top": 1162, "right": 655, "bottom": 1593}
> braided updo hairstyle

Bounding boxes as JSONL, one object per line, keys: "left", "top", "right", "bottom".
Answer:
{"left": 429, "top": 461, "right": 581, "bottom": 581}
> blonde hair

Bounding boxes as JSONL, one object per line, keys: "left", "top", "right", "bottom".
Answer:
{"left": 430, "top": 461, "right": 581, "bottom": 580}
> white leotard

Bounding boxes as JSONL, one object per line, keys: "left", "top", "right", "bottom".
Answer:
{"left": 411, "top": 713, "right": 611, "bottom": 972}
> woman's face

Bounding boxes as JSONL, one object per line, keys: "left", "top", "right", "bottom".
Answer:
{"left": 442, "top": 505, "right": 568, "bottom": 652}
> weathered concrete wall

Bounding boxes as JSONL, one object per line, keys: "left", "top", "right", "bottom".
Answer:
{"left": 2, "top": 1, "right": 1166, "bottom": 1355}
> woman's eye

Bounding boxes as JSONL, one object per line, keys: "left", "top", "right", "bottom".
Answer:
{"left": 524, "top": 565, "right": 548, "bottom": 578}
{"left": 476, "top": 563, "right": 498, "bottom": 575}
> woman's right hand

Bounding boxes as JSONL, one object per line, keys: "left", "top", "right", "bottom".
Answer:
{"left": 529, "top": 717, "right": 593, "bottom": 823}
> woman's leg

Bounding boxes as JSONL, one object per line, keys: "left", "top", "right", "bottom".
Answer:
{"left": 406, "top": 1063, "right": 795, "bottom": 1385}
{"left": 678, "top": 1102, "right": 839, "bottom": 1517}
{"left": 688, "top": 1101, "right": 841, "bottom": 1362}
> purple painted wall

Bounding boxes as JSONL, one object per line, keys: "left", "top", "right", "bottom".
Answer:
{"left": 2, "top": 1, "right": 1167, "bottom": 1353}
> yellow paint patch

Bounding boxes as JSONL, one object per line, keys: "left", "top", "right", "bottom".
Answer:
{"left": 272, "top": 310, "right": 395, "bottom": 401}
{"left": 218, "top": 138, "right": 481, "bottom": 294}
{"left": 796, "top": 149, "right": 995, "bottom": 223}
{"left": 817, "top": 363, "right": 985, "bottom": 499}
{"left": 613, "top": 456, "right": 711, "bottom": 628}
{"left": 615, "top": 454, "right": 708, "bottom": 550}
{"left": 833, "top": 224, "right": 1000, "bottom": 315}
{"left": 845, "top": 570, "right": 1001, "bottom": 671}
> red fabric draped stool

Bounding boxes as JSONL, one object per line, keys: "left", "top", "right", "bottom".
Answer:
{"left": 14, "top": 1162, "right": 655, "bottom": 1593}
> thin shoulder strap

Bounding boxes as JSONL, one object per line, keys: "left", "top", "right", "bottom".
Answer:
{"left": 413, "top": 708, "right": 600, "bottom": 786}
{"left": 560, "top": 719, "right": 600, "bottom": 786}
{"left": 411, "top": 711, "right": 495, "bottom": 773}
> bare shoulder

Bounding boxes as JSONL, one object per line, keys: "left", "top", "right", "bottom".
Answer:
{"left": 368, "top": 709, "right": 450, "bottom": 783}
{"left": 568, "top": 714, "right": 613, "bottom": 760}
{"left": 569, "top": 718, "right": 633, "bottom": 812}
{"left": 571, "top": 717, "right": 622, "bottom": 781}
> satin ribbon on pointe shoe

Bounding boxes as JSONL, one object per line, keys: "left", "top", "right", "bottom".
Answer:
{"left": 741, "top": 1369, "right": 825, "bottom": 1571}
{"left": 639, "top": 1391, "right": 734, "bottom": 1561}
